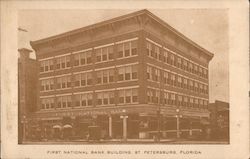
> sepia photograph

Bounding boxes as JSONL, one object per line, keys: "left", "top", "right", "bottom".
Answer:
{"left": 1, "top": 1, "right": 249, "bottom": 159}
{"left": 18, "top": 9, "right": 229, "bottom": 145}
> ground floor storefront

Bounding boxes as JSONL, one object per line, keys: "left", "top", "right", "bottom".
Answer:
{"left": 23, "top": 105, "right": 211, "bottom": 141}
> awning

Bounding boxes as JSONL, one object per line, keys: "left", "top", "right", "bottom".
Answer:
{"left": 53, "top": 125, "right": 62, "bottom": 129}
{"left": 63, "top": 124, "right": 72, "bottom": 128}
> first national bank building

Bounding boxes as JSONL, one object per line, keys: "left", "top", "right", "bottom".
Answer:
{"left": 28, "top": 9, "right": 213, "bottom": 140}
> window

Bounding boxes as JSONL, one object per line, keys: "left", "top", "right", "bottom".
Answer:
{"left": 177, "top": 76, "right": 182, "bottom": 87}
{"left": 41, "top": 98, "right": 54, "bottom": 110}
{"left": 75, "top": 95, "right": 81, "bottom": 107}
{"left": 55, "top": 56, "right": 71, "bottom": 70}
{"left": 132, "top": 65, "right": 138, "bottom": 79}
{"left": 117, "top": 43, "right": 124, "bottom": 58}
{"left": 199, "top": 67, "right": 203, "bottom": 76}
{"left": 188, "top": 62, "right": 193, "bottom": 72}
{"left": 131, "top": 40, "right": 137, "bottom": 55}
{"left": 163, "top": 92, "right": 169, "bottom": 104}
{"left": 170, "top": 93, "right": 176, "bottom": 105}
{"left": 40, "top": 59, "right": 54, "bottom": 73}
{"left": 86, "top": 51, "right": 92, "bottom": 64}
{"left": 103, "top": 70, "right": 108, "bottom": 83}
{"left": 183, "top": 78, "right": 188, "bottom": 89}
{"left": 189, "top": 80, "right": 194, "bottom": 91}
{"left": 132, "top": 89, "right": 138, "bottom": 103}
{"left": 102, "top": 48, "right": 108, "bottom": 61}
{"left": 96, "top": 69, "right": 115, "bottom": 84}
{"left": 194, "top": 98, "right": 199, "bottom": 108}
{"left": 163, "top": 72, "right": 168, "bottom": 84}
{"left": 177, "top": 95, "right": 183, "bottom": 106}
{"left": 170, "top": 53, "right": 174, "bottom": 65}
{"left": 57, "top": 96, "right": 72, "bottom": 109}
{"left": 119, "top": 88, "right": 138, "bottom": 104}
{"left": 199, "top": 83, "right": 203, "bottom": 93}
{"left": 75, "top": 93, "right": 93, "bottom": 107}
{"left": 194, "top": 64, "right": 198, "bottom": 74}
{"left": 40, "top": 78, "right": 54, "bottom": 91}
{"left": 125, "top": 66, "right": 132, "bottom": 80}
{"left": 97, "top": 91, "right": 115, "bottom": 106}
{"left": 146, "top": 42, "right": 152, "bottom": 56}
{"left": 56, "top": 76, "right": 71, "bottom": 89}
{"left": 109, "top": 69, "right": 114, "bottom": 82}
{"left": 119, "top": 90, "right": 125, "bottom": 104}
{"left": 204, "top": 85, "right": 208, "bottom": 94}
{"left": 109, "top": 92, "right": 115, "bottom": 104}
{"left": 194, "top": 82, "right": 199, "bottom": 92}
{"left": 155, "top": 46, "right": 160, "bottom": 60}
{"left": 147, "top": 89, "right": 153, "bottom": 103}
{"left": 117, "top": 40, "right": 138, "bottom": 58}
{"left": 155, "top": 90, "right": 160, "bottom": 104}
{"left": 49, "top": 60, "right": 54, "bottom": 70}
{"left": 74, "top": 74, "right": 81, "bottom": 87}
{"left": 183, "top": 60, "right": 188, "bottom": 70}
{"left": 74, "top": 50, "right": 92, "bottom": 66}
{"left": 204, "top": 69, "right": 208, "bottom": 78}
{"left": 173, "top": 55, "right": 178, "bottom": 67}
{"left": 95, "top": 45, "right": 114, "bottom": 63}
{"left": 177, "top": 57, "right": 182, "bottom": 68}
{"left": 103, "top": 92, "right": 109, "bottom": 105}
{"left": 96, "top": 49, "right": 102, "bottom": 62}
{"left": 154, "top": 68, "right": 160, "bottom": 82}
{"left": 147, "top": 41, "right": 161, "bottom": 60}
{"left": 125, "top": 89, "right": 132, "bottom": 103}
{"left": 118, "top": 67, "right": 125, "bottom": 81}
{"left": 73, "top": 50, "right": 92, "bottom": 66}
{"left": 183, "top": 96, "right": 188, "bottom": 107}
{"left": 147, "top": 66, "right": 152, "bottom": 80}
{"left": 162, "top": 51, "right": 168, "bottom": 62}
{"left": 189, "top": 97, "right": 194, "bottom": 107}
{"left": 170, "top": 73, "right": 175, "bottom": 86}
{"left": 101, "top": 47, "right": 109, "bottom": 61}
{"left": 118, "top": 65, "right": 138, "bottom": 82}
{"left": 87, "top": 73, "right": 92, "bottom": 85}
{"left": 81, "top": 73, "right": 87, "bottom": 86}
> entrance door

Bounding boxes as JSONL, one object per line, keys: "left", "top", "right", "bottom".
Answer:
{"left": 112, "top": 115, "right": 122, "bottom": 139}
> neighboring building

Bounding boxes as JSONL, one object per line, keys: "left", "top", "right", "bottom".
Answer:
{"left": 209, "top": 100, "right": 229, "bottom": 141}
{"left": 18, "top": 48, "right": 39, "bottom": 143}
{"left": 29, "top": 9, "right": 213, "bottom": 140}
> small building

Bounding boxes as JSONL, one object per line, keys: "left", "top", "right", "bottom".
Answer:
{"left": 208, "top": 100, "right": 229, "bottom": 141}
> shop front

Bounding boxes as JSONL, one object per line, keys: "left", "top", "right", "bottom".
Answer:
{"left": 29, "top": 105, "right": 210, "bottom": 141}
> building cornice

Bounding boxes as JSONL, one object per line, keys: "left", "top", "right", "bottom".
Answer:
{"left": 30, "top": 9, "right": 214, "bottom": 60}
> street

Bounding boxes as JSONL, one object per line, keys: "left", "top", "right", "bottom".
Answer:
{"left": 22, "top": 139, "right": 229, "bottom": 145}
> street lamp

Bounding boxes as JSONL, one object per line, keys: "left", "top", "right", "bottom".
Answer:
{"left": 120, "top": 109, "right": 128, "bottom": 142}
{"left": 175, "top": 109, "right": 182, "bottom": 139}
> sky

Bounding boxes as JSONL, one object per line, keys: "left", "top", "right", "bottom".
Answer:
{"left": 18, "top": 9, "right": 229, "bottom": 103}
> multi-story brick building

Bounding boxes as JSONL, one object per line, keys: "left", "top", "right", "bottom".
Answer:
{"left": 29, "top": 9, "right": 213, "bottom": 140}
